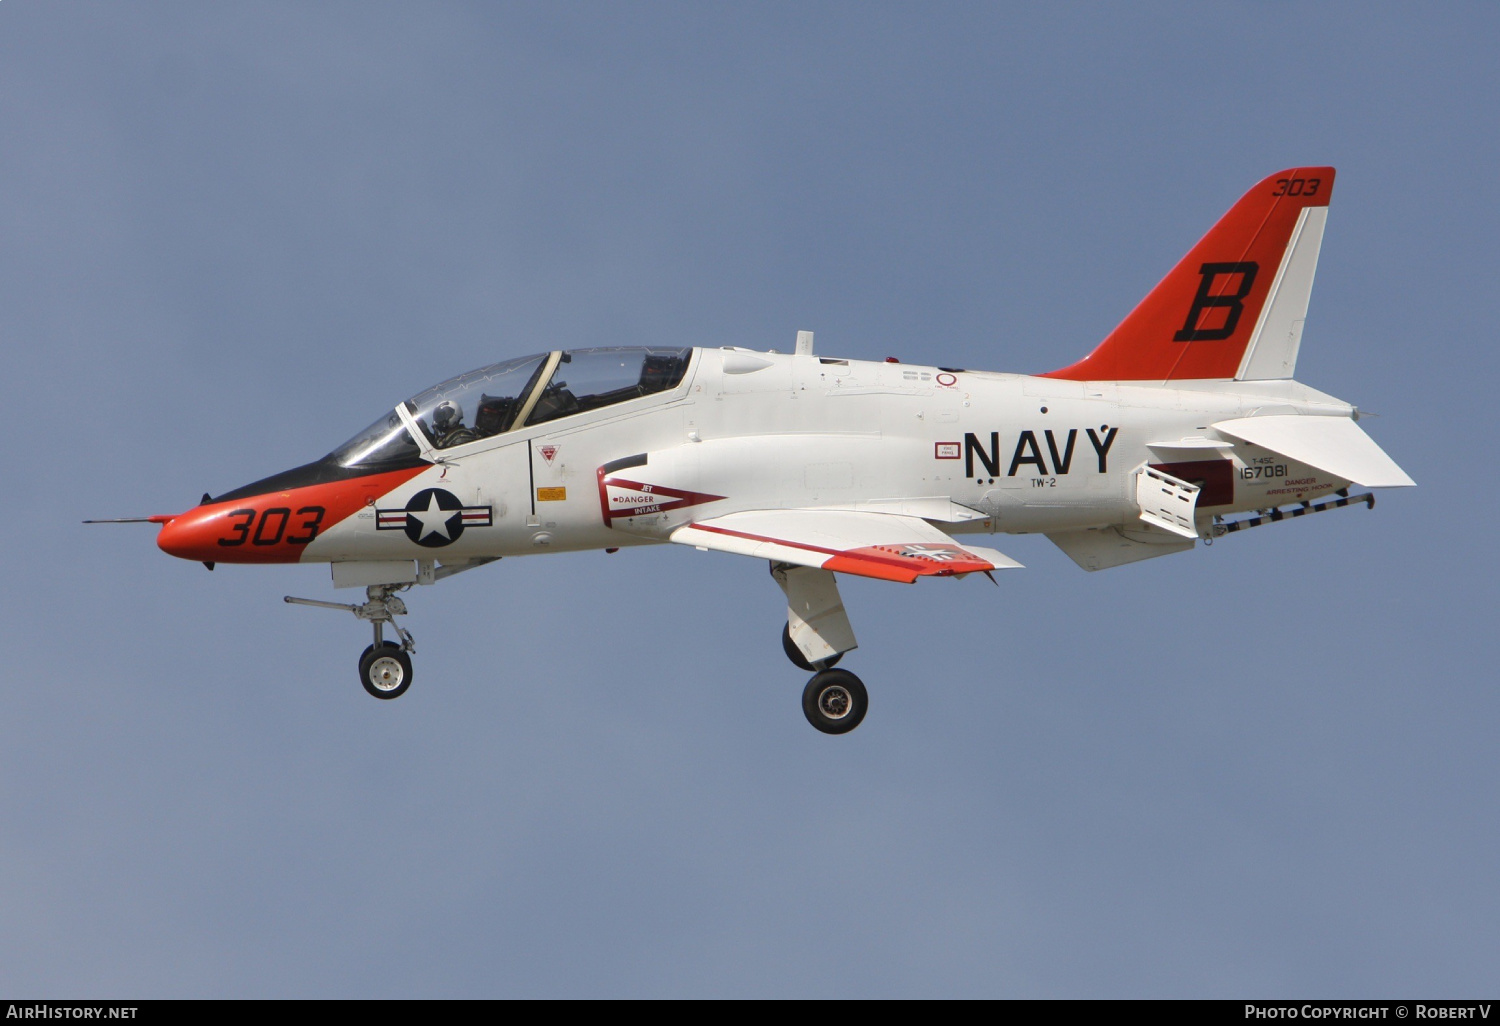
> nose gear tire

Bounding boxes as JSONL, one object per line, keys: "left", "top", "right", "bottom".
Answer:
{"left": 359, "top": 642, "right": 412, "bottom": 700}
{"left": 802, "top": 668, "right": 867, "bottom": 734}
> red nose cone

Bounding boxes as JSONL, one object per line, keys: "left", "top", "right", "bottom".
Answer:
{"left": 156, "top": 507, "right": 238, "bottom": 562}
{"left": 156, "top": 465, "right": 427, "bottom": 564}
{"left": 156, "top": 498, "right": 331, "bottom": 563}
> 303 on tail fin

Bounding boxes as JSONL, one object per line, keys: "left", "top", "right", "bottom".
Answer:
{"left": 1045, "top": 167, "right": 1335, "bottom": 382}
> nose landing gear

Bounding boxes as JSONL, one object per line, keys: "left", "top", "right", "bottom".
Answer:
{"left": 285, "top": 584, "right": 417, "bottom": 700}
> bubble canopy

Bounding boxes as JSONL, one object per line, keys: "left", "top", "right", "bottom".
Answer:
{"left": 330, "top": 347, "right": 693, "bottom": 469}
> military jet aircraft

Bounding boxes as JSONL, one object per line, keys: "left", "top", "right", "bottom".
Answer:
{"left": 95, "top": 166, "right": 1412, "bottom": 733}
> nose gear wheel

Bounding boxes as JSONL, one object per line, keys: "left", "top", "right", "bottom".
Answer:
{"left": 360, "top": 642, "right": 412, "bottom": 699}
{"left": 285, "top": 584, "right": 418, "bottom": 700}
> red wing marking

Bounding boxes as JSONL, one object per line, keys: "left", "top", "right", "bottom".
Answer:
{"left": 689, "top": 522, "right": 999, "bottom": 584}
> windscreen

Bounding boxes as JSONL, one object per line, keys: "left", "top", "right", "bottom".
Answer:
{"left": 329, "top": 409, "right": 422, "bottom": 469}
{"left": 406, "top": 353, "right": 550, "bottom": 449}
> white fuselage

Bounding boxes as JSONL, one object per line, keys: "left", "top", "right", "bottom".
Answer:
{"left": 301, "top": 347, "right": 1356, "bottom": 565}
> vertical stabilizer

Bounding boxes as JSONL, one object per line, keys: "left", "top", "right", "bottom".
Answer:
{"left": 1045, "top": 168, "right": 1335, "bottom": 382}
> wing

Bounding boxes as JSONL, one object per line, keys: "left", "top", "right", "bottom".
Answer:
{"left": 670, "top": 508, "right": 1022, "bottom": 583}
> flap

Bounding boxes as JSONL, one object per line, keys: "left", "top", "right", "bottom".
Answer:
{"left": 1213, "top": 416, "right": 1415, "bottom": 488}
{"left": 671, "top": 508, "right": 1022, "bottom": 584}
{"left": 825, "top": 497, "right": 989, "bottom": 523}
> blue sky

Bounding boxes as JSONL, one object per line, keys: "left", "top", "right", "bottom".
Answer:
{"left": 3, "top": 1, "right": 1496, "bottom": 997}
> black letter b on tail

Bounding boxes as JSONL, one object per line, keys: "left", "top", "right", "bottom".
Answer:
{"left": 1173, "top": 262, "right": 1258, "bottom": 341}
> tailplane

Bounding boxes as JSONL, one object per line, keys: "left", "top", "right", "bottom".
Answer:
{"left": 1045, "top": 167, "right": 1334, "bottom": 382}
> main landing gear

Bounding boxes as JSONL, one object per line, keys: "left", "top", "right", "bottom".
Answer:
{"left": 781, "top": 623, "right": 840, "bottom": 672}
{"left": 285, "top": 584, "right": 417, "bottom": 700}
{"left": 801, "top": 668, "right": 868, "bottom": 734}
{"left": 772, "top": 563, "right": 867, "bottom": 735}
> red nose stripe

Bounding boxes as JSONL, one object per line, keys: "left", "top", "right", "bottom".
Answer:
{"left": 156, "top": 465, "right": 426, "bottom": 563}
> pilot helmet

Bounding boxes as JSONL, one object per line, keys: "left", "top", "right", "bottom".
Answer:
{"left": 432, "top": 400, "right": 463, "bottom": 432}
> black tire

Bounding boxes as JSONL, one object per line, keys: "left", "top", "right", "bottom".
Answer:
{"left": 782, "top": 622, "right": 841, "bottom": 672}
{"left": 802, "top": 669, "right": 867, "bottom": 735}
{"left": 360, "top": 641, "right": 400, "bottom": 662}
{"left": 359, "top": 643, "right": 412, "bottom": 700}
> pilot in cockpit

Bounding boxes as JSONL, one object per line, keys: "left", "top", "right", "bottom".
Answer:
{"left": 429, "top": 399, "right": 478, "bottom": 449}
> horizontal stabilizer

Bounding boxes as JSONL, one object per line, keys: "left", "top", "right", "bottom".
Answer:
{"left": 672, "top": 508, "right": 1022, "bottom": 584}
{"left": 1213, "top": 416, "right": 1415, "bottom": 488}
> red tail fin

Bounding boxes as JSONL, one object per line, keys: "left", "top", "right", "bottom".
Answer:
{"left": 1044, "top": 167, "right": 1335, "bottom": 382}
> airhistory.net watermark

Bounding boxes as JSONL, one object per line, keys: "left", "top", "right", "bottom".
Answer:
{"left": 5, "top": 1007, "right": 137, "bottom": 1020}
